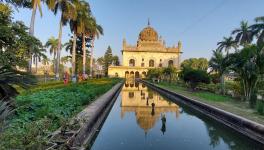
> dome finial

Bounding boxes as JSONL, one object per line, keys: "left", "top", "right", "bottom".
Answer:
{"left": 148, "top": 18, "right": 150, "bottom": 26}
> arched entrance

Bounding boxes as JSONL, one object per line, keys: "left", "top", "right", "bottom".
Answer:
{"left": 135, "top": 71, "right": 140, "bottom": 78}
{"left": 130, "top": 71, "right": 134, "bottom": 78}
{"left": 125, "top": 71, "right": 129, "bottom": 78}
{"left": 142, "top": 71, "right": 147, "bottom": 78}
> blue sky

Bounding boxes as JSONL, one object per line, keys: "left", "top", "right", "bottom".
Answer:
{"left": 13, "top": 0, "right": 264, "bottom": 62}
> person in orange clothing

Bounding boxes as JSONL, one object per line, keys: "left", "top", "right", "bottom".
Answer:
{"left": 63, "top": 71, "right": 69, "bottom": 84}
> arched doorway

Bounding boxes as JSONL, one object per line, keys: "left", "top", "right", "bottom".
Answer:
{"left": 130, "top": 71, "right": 134, "bottom": 78}
{"left": 149, "top": 59, "right": 154, "bottom": 67}
{"left": 142, "top": 71, "right": 147, "bottom": 78}
{"left": 125, "top": 71, "right": 129, "bottom": 78}
{"left": 135, "top": 71, "right": 140, "bottom": 78}
{"left": 129, "top": 59, "right": 135, "bottom": 67}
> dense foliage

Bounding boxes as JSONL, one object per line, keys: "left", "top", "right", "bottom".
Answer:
{"left": 0, "top": 78, "right": 120, "bottom": 149}
{"left": 0, "top": 4, "right": 44, "bottom": 69}
{"left": 228, "top": 45, "right": 264, "bottom": 104}
{"left": 147, "top": 68, "right": 163, "bottom": 80}
{"left": 181, "top": 58, "right": 209, "bottom": 71}
{"left": 182, "top": 68, "right": 210, "bottom": 90}
{"left": 147, "top": 67, "right": 178, "bottom": 82}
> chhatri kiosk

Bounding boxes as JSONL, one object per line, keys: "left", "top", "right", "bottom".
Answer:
{"left": 108, "top": 21, "right": 182, "bottom": 78}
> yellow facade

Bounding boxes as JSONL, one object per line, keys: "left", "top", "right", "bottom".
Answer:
{"left": 108, "top": 22, "right": 182, "bottom": 78}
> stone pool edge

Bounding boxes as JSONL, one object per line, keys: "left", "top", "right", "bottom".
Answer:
{"left": 46, "top": 81, "right": 124, "bottom": 149}
{"left": 140, "top": 79, "right": 264, "bottom": 145}
{"left": 72, "top": 81, "right": 124, "bottom": 149}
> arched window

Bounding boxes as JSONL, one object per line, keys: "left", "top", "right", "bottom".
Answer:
{"left": 149, "top": 59, "right": 154, "bottom": 67}
{"left": 129, "top": 59, "right": 135, "bottom": 67}
{"left": 168, "top": 60, "right": 174, "bottom": 67}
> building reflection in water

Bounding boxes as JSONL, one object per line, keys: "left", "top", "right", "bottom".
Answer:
{"left": 121, "top": 80, "right": 180, "bottom": 134}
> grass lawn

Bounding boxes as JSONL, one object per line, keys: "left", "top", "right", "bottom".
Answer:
{"left": 155, "top": 81, "right": 264, "bottom": 125}
{"left": 0, "top": 78, "right": 121, "bottom": 149}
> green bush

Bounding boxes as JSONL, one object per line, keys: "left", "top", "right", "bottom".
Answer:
{"left": 182, "top": 69, "right": 210, "bottom": 90}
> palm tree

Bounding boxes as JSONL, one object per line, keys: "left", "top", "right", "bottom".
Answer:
{"left": 45, "top": 36, "right": 58, "bottom": 73}
{"left": 47, "top": 0, "right": 76, "bottom": 80}
{"left": 209, "top": 49, "right": 229, "bottom": 94}
{"left": 79, "top": 15, "right": 92, "bottom": 77}
{"left": 232, "top": 21, "right": 254, "bottom": 46}
{"left": 250, "top": 16, "right": 264, "bottom": 46}
{"left": 69, "top": 0, "right": 90, "bottom": 80}
{"left": 87, "top": 17, "right": 103, "bottom": 77}
{"left": 29, "top": 0, "right": 43, "bottom": 35}
{"left": 217, "top": 36, "right": 237, "bottom": 55}
{"left": 32, "top": 47, "right": 47, "bottom": 74}
{"left": 229, "top": 45, "right": 264, "bottom": 103}
{"left": 28, "top": 0, "right": 43, "bottom": 73}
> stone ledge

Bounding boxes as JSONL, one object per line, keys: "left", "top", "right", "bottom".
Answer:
{"left": 71, "top": 82, "right": 123, "bottom": 148}
{"left": 47, "top": 81, "right": 124, "bottom": 149}
{"left": 140, "top": 80, "right": 264, "bottom": 145}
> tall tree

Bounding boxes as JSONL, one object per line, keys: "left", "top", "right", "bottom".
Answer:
{"left": 209, "top": 49, "right": 229, "bottom": 94}
{"left": 47, "top": 0, "right": 76, "bottom": 80}
{"left": 103, "top": 46, "right": 112, "bottom": 76}
{"left": 229, "top": 45, "right": 264, "bottom": 103}
{"left": 32, "top": 44, "right": 46, "bottom": 73}
{"left": 28, "top": 0, "right": 43, "bottom": 73}
{"left": 79, "top": 7, "right": 91, "bottom": 77}
{"left": 45, "top": 36, "right": 58, "bottom": 73}
{"left": 232, "top": 21, "right": 254, "bottom": 46}
{"left": 69, "top": 0, "right": 90, "bottom": 79}
{"left": 87, "top": 17, "right": 103, "bottom": 77}
{"left": 65, "top": 36, "right": 90, "bottom": 74}
{"left": 217, "top": 36, "right": 237, "bottom": 55}
{"left": 29, "top": 0, "right": 42, "bottom": 35}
